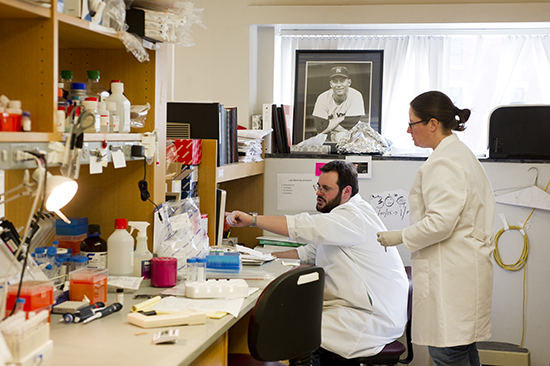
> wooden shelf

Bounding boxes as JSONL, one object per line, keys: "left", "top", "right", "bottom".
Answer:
{"left": 0, "top": 0, "right": 50, "bottom": 18}
{"left": 58, "top": 12, "right": 122, "bottom": 49}
{"left": 198, "top": 140, "right": 265, "bottom": 247}
{"left": 216, "top": 161, "right": 264, "bottom": 183}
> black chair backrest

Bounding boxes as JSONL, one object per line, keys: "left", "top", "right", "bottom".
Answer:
{"left": 248, "top": 266, "right": 325, "bottom": 362}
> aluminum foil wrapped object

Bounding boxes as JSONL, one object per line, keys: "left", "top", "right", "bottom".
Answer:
{"left": 336, "top": 121, "right": 391, "bottom": 154}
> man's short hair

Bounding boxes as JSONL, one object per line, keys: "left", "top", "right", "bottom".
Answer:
{"left": 330, "top": 66, "right": 350, "bottom": 79}
{"left": 319, "top": 160, "right": 359, "bottom": 197}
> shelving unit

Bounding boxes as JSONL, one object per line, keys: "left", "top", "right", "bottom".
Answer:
{"left": 198, "top": 140, "right": 264, "bottom": 248}
{"left": 0, "top": 0, "right": 166, "bottom": 245}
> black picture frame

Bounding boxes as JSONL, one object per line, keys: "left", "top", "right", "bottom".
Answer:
{"left": 293, "top": 50, "right": 383, "bottom": 145}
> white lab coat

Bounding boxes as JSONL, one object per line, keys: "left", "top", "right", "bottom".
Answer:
{"left": 288, "top": 194, "right": 409, "bottom": 358}
{"left": 402, "top": 133, "right": 495, "bottom": 348}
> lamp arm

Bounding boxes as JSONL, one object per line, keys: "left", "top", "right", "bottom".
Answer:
{"left": 0, "top": 170, "right": 36, "bottom": 205}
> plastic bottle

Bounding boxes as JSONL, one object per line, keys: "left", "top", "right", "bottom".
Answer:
{"left": 107, "top": 218, "right": 134, "bottom": 276}
{"left": 106, "top": 81, "right": 131, "bottom": 133}
{"left": 129, "top": 221, "right": 152, "bottom": 280}
{"left": 98, "top": 101, "right": 110, "bottom": 133}
{"left": 57, "top": 85, "right": 69, "bottom": 133}
{"left": 80, "top": 224, "right": 108, "bottom": 270}
{"left": 82, "top": 97, "right": 100, "bottom": 132}
{"left": 6, "top": 100, "right": 22, "bottom": 131}
{"left": 106, "top": 102, "right": 119, "bottom": 133}
{"left": 60, "top": 70, "right": 73, "bottom": 99}
{"left": 21, "top": 111, "right": 31, "bottom": 132}
{"left": 196, "top": 257, "right": 207, "bottom": 282}
{"left": 67, "top": 82, "right": 88, "bottom": 104}
{"left": 186, "top": 257, "right": 197, "bottom": 282}
{"left": 86, "top": 70, "right": 109, "bottom": 101}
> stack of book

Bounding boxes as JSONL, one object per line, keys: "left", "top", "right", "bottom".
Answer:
{"left": 167, "top": 102, "right": 239, "bottom": 166}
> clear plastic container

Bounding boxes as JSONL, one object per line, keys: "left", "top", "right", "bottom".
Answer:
{"left": 186, "top": 257, "right": 197, "bottom": 282}
{"left": 67, "top": 82, "right": 88, "bottom": 104}
{"left": 86, "top": 70, "right": 109, "bottom": 100}
{"left": 60, "top": 70, "right": 73, "bottom": 99}
{"left": 196, "top": 257, "right": 207, "bottom": 282}
{"left": 82, "top": 97, "right": 100, "bottom": 132}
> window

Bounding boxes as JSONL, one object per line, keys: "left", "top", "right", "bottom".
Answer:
{"left": 273, "top": 26, "right": 550, "bottom": 157}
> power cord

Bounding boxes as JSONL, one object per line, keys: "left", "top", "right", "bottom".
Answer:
{"left": 139, "top": 159, "right": 163, "bottom": 223}
{"left": 492, "top": 177, "right": 550, "bottom": 347}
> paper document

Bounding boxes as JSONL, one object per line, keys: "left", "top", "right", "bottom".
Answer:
{"left": 146, "top": 295, "right": 245, "bottom": 318}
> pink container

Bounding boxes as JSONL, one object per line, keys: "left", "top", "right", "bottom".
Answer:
{"left": 150, "top": 257, "right": 177, "bottom": 287}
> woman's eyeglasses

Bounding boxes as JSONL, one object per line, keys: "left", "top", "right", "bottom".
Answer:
{"left": 408, "top": 120, "right": 427, "bottom": 129}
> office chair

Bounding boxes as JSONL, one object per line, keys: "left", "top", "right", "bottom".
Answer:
{"left": 228, "top": 265, "right": 325, "bottom": 366}
{"left": 340, "top": 266, "right": 414, "bottom": 366}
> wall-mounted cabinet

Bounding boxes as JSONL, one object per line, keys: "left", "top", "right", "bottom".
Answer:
{"left": 0, "top": 0, "right": 166, "bottom": 241}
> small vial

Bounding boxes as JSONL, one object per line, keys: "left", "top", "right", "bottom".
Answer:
{"left": 72, "top": 255, "right": 88, "bottom": 272}
{"left": 186, "top": 257, "right": 197, "bottom": 282}
{"left": 21, "top": 111, "right": 31, "bottom": 132}
{"left": 34, "top": 247, "right": 46, "bottom": 264}
{"left": 15, "top": 298, "right": 26, "bottom": 314}
{"left": 196, "top": 257, "right": 207, "bottom": 282}
{"left": 116, "top": 288, "right": 124, "bottom": 305}
{"left": 46, "top": 246, "right": 57, "bottom": 264}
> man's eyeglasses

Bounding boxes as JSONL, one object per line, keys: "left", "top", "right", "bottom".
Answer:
{"left": 313, "top": 183, "right": 334, "bottom": 194}
{"left": 408, "top": 120, "right": 427, "bottom": 129}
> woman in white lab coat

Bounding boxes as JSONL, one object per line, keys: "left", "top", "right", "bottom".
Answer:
{"left": 377, "top": 91, "right": 495, "bottom": 366}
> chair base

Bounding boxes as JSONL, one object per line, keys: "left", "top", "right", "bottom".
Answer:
{"left": 228, "top": 353, "right": 286, "bottom": 366}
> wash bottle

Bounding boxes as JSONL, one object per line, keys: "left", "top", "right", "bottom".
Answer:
{"left": 129, "top": 221, "right": 152, "bottom": 280}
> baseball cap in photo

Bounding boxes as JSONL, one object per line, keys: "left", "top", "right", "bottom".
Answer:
{"left": 330, "top": 66, "right": 350, "bottom": 79}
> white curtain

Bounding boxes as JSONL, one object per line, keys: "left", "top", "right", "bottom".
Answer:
{"left": 275, "top": 33, "right": 550, "bottom": 156}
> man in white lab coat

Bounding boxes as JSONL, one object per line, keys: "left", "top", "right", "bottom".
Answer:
{"left": 226, "top": 160, "right": 408, "bottom": 365}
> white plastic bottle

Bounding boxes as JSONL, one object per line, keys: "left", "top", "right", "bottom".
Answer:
{"left": 107, "top": 218, "right": 134, "bottom": 276}
{"left": 81, "top": 97, "right": 100, "bottom": 132}
{"left": 106, "top": 82, "right": 130, "bottom": 133}
{"left": 129, "top": 221, "right": 152, "bottom": 280}
{"left": 106, "top": 101, "right": 119, "bottom": 132}
{"left": 98, "top": 101, "right": 110, "bottom": 133}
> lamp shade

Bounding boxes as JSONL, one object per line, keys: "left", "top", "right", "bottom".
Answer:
{"left": 32, "top": 167, "right": 78, "bottom": 211}
{"left": 44, "top": 175, "right": 78, "bottom": 211}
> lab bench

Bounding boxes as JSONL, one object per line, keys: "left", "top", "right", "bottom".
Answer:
{"left": 42, "top": 259, "right": 296, "bottom": 366}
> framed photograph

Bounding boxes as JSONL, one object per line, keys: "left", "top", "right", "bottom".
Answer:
{"left": 293, "top": 50, "right": 383, "bottom": 145}
{"left": 345, "top": 156, "right": 372, "bottom": 179}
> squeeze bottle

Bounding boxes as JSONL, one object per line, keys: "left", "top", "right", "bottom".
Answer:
{"left": 107, "top": 218, "right": 134, "bottom": 276}
{"left": 129, "top": 221, "right": 152, "bottom": 280}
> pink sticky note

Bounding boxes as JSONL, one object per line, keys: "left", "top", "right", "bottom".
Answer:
{"left": 315, "top": 163, "right": 326, "bottom": 176}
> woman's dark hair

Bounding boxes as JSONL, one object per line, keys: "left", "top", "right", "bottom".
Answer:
{"left": 319, "top": 160, "right": 359, "bottom": 197}
{"left": 410, "top": 91, "right": 470, "bottom": 132}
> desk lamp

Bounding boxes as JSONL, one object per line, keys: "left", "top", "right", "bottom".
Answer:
{"left": 1, "top": 152, "right": 78, "bottom": 288}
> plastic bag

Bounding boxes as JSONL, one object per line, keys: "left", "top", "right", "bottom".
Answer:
{"left": 130, "top": 103, "right": 150, "bottom": 128}
{"left": 336, "top": 121, "right": 391, "bottom": 155}
{"left": 155, "top": 198, "right": 209, "bottom": 279}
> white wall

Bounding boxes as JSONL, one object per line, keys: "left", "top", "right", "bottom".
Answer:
{"left": 265, "top": 158, "right": 550, "bottom": 366}
{"left": 172, "top": 1, "right": 550, "bottom": 128}
{"left": 171, "top": 2, "right": 550, "bottom": 364}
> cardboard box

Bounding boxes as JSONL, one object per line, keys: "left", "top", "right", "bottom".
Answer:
{"left": 170, "top": 139, "right": 202, "bottom": 165}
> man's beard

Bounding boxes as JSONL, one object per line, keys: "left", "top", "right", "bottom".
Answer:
{"left": 316, "top": 192, "right": 342, "bottom": 213}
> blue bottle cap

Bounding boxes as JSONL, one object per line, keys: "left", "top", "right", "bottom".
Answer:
{"left": 34, "top": 247, "right": 46, "bottom": 254}
{"left": 186, "top": 257, "right": 197, "bottom": 263}
{"left": 47, "top": 247, "right": 57, "bottom": 256}
{"left": 197, "top": 257, "right": 207, "bottom": 263}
